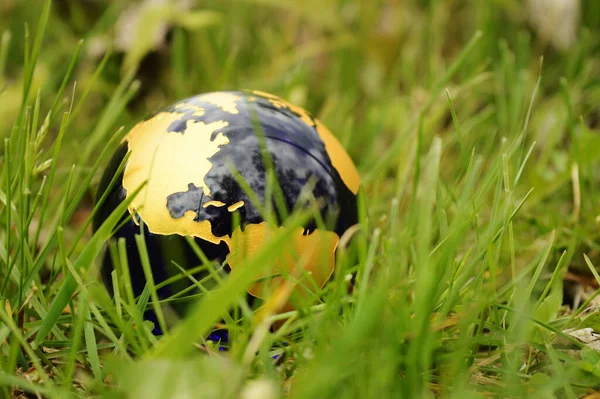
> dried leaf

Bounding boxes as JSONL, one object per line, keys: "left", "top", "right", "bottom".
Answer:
{"left": 527, "top": 0, "right": 580, "bottom": 51}
{"left": 569, "top": 328, "right": 600, "bottom": 352}
{"left": 112, "top": 0, "right": 221, "bottom": 73}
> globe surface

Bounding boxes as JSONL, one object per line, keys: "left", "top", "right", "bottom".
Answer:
{"left": 93, "top": 90, "right": 360, "bottom": 312}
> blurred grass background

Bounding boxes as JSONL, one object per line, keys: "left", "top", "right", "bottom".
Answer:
{"left": 1, "top": 0, "right": 600, "bottom": 398}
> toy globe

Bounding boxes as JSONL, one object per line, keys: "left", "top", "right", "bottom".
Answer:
{"left": 93, "top": 90, "right": 360, "bottom": 321}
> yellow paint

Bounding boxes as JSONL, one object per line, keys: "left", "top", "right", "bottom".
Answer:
{"left": 314, "top": 119, "right": 360, "bottom": 194}
{"left": 227, "top": 222, "right": 339, "bottom": 301}
{"left": 265, "top": 97, "right": 285, "bottom": 109}
{"left": 196, "top": 92, "right": 242, "bottom": 114}
{"left": 251, "top": 90, "right": 279, "bottom": 100}
{"left": 252, "top": 90, "right": 316, "bottom": 128}
{"left": 203, "top": 200, "right": 226, "bottom": 208}
{"left": 227, "top": 201, "right": 244, "bottom": 212}
{"left": 122, "top": 112, "right": 231, "bottom": 244}
{"left": 252, "top": 90, "right": 360, "bottom": 194}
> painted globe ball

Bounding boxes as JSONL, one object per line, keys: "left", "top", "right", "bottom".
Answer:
{"left": 93, "top": 90, "right": 360, "bottom": 317}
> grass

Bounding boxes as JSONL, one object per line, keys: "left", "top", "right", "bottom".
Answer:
{"left": 1, "top": 0, "right": 600, "bottom": 397}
